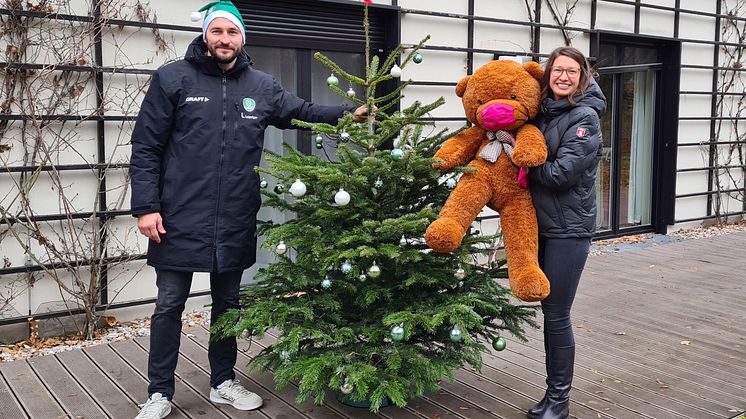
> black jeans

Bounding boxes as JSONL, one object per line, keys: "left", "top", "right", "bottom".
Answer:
{"left": 538, "top": 237, "right": 590, "bottom": 349}
{"left": 147, "top": 269, "right": 242, "bottom": 399}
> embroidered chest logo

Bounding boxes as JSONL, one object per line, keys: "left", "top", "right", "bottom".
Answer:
{"left": 185, "top": 96, "right": 210, "bottom": 103}
{"left": 576, "top": 127, "right": 587, "bottom": 138}
{"left": 242, "top": 98, "right": 256, "bottom": 112}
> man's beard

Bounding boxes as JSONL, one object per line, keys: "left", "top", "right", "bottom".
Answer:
{"left": 207, "top": 45, "right": 240, "bottom": 64}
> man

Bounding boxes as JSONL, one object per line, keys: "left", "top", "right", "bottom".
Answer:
{"left": 130, "top": 2, "right": 367, "bottom": 417}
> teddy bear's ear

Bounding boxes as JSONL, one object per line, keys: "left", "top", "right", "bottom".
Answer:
{"left": 523, "top": 61, "right": 544, "bottom": 82}
{"left": 455, "top": 76, "right": 471, "bottom": 98}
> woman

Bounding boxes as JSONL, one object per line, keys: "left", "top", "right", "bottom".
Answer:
{"left": 527, "top": 47, "right": 606, "bottom": 419}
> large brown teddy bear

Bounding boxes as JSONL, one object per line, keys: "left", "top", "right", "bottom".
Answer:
{"left": 425, "top": 60, "right": 550, "bottom": 302}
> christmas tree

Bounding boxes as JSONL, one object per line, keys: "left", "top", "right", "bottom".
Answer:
{"left": 214, "top": 4, "right": 536, "bottom": 412}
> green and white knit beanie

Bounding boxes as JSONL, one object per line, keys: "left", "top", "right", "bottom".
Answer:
{"left": 190, "top": 1, "right": 246, "bottom": 43}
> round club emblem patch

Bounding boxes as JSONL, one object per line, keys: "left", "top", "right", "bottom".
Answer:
{"left": 243, "top": 98, "right": 256, "bottom": 112}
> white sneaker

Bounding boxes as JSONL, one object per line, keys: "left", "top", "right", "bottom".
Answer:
{"left": 209, "top": 379, "right": 263, "bottom": 410}
{"left": 135, "top": 393, "right": 171, "bottom": 419}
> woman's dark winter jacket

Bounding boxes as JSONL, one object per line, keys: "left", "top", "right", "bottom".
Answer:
{"left": 530, "top": 79, "right": 607, "bottom": 238}
{"left": 130, "top": 37, "right": 352, "bottom": 272}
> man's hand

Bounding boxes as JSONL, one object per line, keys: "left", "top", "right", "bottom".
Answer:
{"left": 138, "top": 212, "right": 166, "bottom": 243}
{"left": 352, "top": 105, "right": 376, "bottom": 122}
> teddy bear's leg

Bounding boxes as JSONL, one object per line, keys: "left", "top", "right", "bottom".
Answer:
{"left": 425, "top": 170, "right": 492, "bottom": 253}
{"left": 499, "top": 197, "right": 550, "bottom": 302}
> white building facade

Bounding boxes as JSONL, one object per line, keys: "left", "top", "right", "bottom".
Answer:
{"left": 0, "top": 0, "right": 743, "bottom": 333}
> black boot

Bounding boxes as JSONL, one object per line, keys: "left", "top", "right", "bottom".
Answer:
{"left": 536, "top": 346, "right": 574, "bottom": 419}
{"left": 527, "top": 330, "right": 551, "bottom": 419}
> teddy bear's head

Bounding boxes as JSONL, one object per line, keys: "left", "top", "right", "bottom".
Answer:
{"left": 456, "top": 60, "right": 544, "bottom": 132}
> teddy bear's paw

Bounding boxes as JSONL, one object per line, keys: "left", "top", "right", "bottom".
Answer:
{"left": 511, "top": 147, "right": 547, "bottom": 168}
{"left": 509, "top": 268, "right": 551, "bottom": 302}
{"left": 425, "top": 218, "right": 465, "bottom": 253}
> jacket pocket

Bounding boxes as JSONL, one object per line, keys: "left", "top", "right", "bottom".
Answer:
{"left": 552, "top": 194, "right": 567, "bottom": 229}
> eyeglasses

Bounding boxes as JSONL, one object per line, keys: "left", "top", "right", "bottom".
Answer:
{"left": 550, "top": 66, "right": 580, "bottom": 78}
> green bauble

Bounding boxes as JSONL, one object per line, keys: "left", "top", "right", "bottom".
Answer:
{"left": 492, "top": 337, "right": 506, "bottom": 351}
{"left": 390, "top": 325, "right": 405, "bottom": 342}
{"left": 326, "top": 73, "right": 339, "bottom": 86}
{"left": 413, "top": 53, "right": 423, "bottom": 64}
{"left": 367, "top": 262, "right": 381, "bottom": 279}
{"left": 321, "top": 277, "right": 332, "bottom": 290}
{"left": 340, "top": 381, "right": 354, "bottom": 395}
{"left": 390, "top": 148, "right": 404, "bottom": 160}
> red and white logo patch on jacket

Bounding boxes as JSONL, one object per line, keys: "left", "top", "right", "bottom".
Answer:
{"left": 576, "top": 127, "right": 587, "bottom": 138}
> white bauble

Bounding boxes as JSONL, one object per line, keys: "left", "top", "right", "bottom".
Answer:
{"left": 334, "top": 188, "right": 351, "bottom": 206}
{"left": 289, "top": 179, "right": 307, "bottom": 197}
{"left": 390, "top": 64, "right": 402, "bottom": 78}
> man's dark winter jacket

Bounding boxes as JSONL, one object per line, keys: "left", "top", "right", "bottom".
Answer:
{"left": 130, "top": 37, "right": 352, "bottom": 272}
{"left": 530, "top": 79, "right": 607, "bottom": 238}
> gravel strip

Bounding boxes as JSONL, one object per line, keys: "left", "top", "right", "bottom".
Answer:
{"left": 590, "top": 220, "right": 746, "bottom": 255}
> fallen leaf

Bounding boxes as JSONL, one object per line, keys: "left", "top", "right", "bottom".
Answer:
{"left": 105, "top": 316, "right": 118, "bottom": 327}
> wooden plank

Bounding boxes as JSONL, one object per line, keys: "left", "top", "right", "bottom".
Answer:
{"left": 110, "top": 338, "right": 227, "bottom": 419}
{"left": 519, "top": 327, "right": 733, "bottom": 418}
{"left": 487, "top": 343, "right": 653, "bottom": 419}
{"left": 176, "top": 328, "right": 319, "bottom": 419}
{"left": 0, "top": 367, "right": 28, "bottom": 419}
{"left": 499, "top": 335, "right": 690, "bottom": 419}
{"left": 27, "top": 355, "right": 109, "bottom": 419}
{"left": 57, "top": 347, "right": 140, "bottom": 419}
{"left": 576, "top": 312, "right": 746, "bottom": 385}
{"left": 135, "top": 334, "right": 269, "bottom": 419}
{"left": 83, "top": 343, "right": 188, "bottom": 419}
{"left": 0, "top": 360, "right": 65, "bottom": 419}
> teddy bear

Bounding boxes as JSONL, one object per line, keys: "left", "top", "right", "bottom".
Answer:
{"left": 425, "top": 59, "right": 550, "bottom": 302}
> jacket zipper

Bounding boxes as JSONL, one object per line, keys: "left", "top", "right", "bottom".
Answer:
{"left": 212, "top": 76, "right": 227, "bottom": 271}
{"left": 234, "top": 103, "right": 239, "bottom": 139}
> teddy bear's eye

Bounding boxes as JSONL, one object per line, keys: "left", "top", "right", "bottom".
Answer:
{"left": 477, "top": 99, "right": 484, "bottom": 105}
{"left": 510, "top": 94, "right": 517, "bottom": 100}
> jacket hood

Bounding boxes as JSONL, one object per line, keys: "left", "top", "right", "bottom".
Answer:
{"left": 542, "top": 77, "right": 607, "bottom": 119}
{"left": 184, "top": 35, "right": 251, "bottom": 77}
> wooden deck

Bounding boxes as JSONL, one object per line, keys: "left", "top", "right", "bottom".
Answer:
{"left": 1, "top": 231, "right": 745, "bottom": 419}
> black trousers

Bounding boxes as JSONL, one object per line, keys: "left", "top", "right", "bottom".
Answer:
{"left": 538, "top": 237, "right": 590, "bottom": 349}
{"left": 147, "top": 269, "right": 242, "bottom": 399}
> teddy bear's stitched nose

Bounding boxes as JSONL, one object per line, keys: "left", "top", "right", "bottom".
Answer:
{"left": 480, "top": 103, "right": 516, "bottom": 130}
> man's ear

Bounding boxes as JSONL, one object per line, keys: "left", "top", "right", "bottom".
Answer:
{"left": 523, "top": 61, "right": 544, "bottom": 82}
{"left": 455, "top": 76, "right": 471, "bottom": 98}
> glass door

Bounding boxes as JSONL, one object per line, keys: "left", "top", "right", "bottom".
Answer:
{"left": 597, "top": 69, "right": 657, "bottom": 235}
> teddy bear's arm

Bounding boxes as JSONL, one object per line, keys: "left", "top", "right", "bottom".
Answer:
{"left": 432, "top": 127, "right": 484, "bottom": 172}
{"left": 511, "top": 123, "right": 548, "bottom": 168}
